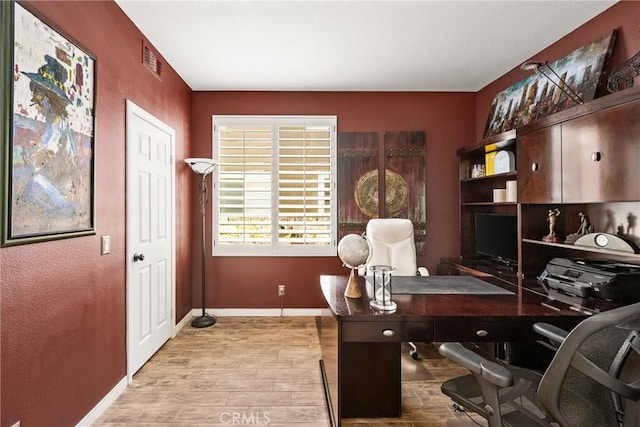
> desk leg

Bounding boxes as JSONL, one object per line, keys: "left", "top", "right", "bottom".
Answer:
{"left": 340, "top": 341, "right": 401, "bottom": 419}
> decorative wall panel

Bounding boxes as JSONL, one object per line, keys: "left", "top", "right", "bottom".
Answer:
{"left": 385, "top": 131, "right": 426, "bottom": 255}
{"left": 338, "top": 131, "right": 426, "bottom": 255}
{"left": 337, "top": 132, "right": 378, "bottom": 240}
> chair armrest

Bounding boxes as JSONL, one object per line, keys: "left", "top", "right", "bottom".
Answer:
{"left": 480, "top": 360, "right": 513, "bottom": 388}
{"left": 439, "top": 343, "right": 513, "bottom": 387}
{"left": 534, "top": 322, "right": 568, "bottom": 348}
{"left": 417, "top": 267, "right": 429, "bottom": 276}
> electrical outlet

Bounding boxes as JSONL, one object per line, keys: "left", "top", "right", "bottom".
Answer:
{"left": 278, "top": 284, "right": 285, "bottom": 297}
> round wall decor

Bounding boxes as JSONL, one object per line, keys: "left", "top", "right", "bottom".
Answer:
{"left": 354, "top": 169, "right": 409, "bottom": 218}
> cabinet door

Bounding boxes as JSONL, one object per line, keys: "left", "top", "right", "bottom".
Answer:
{"left": 562, "top": 101, "right": 640, "bottom": 202}
{"left": 517, "top": 125, "right": 562, "bottom": 203}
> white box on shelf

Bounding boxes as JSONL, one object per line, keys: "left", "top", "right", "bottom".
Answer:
{"left": 506, "top": 180, "right": 517, "bottom": 202}
{"left": 494, "top": 150, "right": 515, "bottom": 174}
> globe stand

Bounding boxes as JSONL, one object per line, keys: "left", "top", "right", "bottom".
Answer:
{"left": 337, "top": 233, "right": 371, "bottom": 300}
{"left": 344, "top": 268, "right": 362, "bottom": 298}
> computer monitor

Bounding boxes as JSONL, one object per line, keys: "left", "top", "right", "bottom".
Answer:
{"left": 474, "top": 212, "right": 518, "bottom": 266}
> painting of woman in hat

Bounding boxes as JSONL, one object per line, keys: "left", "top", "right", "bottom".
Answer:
{"left": 8, "top": 3, "right": 95, "bottom": 242}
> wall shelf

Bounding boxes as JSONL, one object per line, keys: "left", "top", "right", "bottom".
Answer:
{"left": 522, "top": 238, "right": 640, "bottom": 259}
{"left": 462, "top": 171, "right": 516, "bottom": 183}
{"left": 462, "top": 202, "right": 517, "bottom": 207}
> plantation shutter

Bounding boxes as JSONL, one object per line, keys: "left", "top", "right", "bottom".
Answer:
{"left": 213, "top": 116, "right": 336, "bottom": 256}
{"left": 217, "top": 122, "right": 273, "bottom": 246}
{"left": 278, "top": 124, "right": 332, "bottom": 245}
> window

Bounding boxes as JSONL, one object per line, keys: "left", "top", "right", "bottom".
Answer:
{"left": 212, "top": 116, "right": 337, "bottom": 256}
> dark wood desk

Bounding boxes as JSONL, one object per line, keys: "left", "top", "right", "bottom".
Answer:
{"left": 318, "top": 274, "right": 588, "bottom": 427}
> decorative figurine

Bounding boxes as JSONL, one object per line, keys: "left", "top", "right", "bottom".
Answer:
{"left": 565, "top": 212, "right": 595, "bottom": 244}
{"left": 618, "top": 224, "right": 626, "bottom": 235}
{"left": 543, "top": 208, "right": 561, "bottom": 243}
{"left": 577, "top": 212, "right": 595, "bottom": 235}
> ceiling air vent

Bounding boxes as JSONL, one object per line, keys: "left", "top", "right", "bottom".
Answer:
{"left": 142, "top": 41, "right": 162, "bottom": 79}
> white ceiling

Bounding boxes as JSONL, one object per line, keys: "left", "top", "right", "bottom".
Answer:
{"left": 115, "top": 0, "right": 617, "bottom": 92}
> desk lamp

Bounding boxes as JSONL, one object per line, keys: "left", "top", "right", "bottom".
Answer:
{"left": 521, "top": 60, "right": 584, "bottom": 105}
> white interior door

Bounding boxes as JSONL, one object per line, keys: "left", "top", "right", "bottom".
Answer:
{"left": 126, "top": 100, "right": 175, "bottom": 380}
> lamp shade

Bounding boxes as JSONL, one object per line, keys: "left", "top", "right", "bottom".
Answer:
{"left": 185, "top": 158, "right": 217, "bottom": 175}
{"left": 520, "top": 61, "right": 544, "bottom": 72}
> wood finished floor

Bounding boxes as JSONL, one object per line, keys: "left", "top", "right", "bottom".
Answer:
{"left": 94, "top": 316, "right": 484, "bottom": 427}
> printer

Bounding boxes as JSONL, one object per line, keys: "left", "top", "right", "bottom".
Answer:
{"left": 538, "top": 258, "right": 640, "bottom": 303}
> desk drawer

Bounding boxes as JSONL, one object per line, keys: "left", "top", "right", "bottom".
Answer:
{"left": 434, "top": 318, "right": 530, "bottom": 342}
{"left": 341, "top": 321, "right": 434, "bottom": 342}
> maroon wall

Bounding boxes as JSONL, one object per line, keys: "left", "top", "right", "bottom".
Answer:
{"left": 191, "top": 91, "right": 475, "bottom": 309}
{"left": 476, "top": 1, "right": 640, "bottom": 139}
{"left": 2, "top": 0, "right": 637, "bottom": 425}
{"left": 0, "top": 2, "right": 194, "bottom": 426}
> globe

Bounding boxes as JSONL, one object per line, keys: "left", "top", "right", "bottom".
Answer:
{"left": 337, "top": 233, "right": 370, "bottom": 269}
{"left": 337, "top": 233, "right": 371, "bottom": 298}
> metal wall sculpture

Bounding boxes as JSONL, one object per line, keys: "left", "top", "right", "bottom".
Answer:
{"left": 608, "top": 50, "right": 640, "bottom": 93}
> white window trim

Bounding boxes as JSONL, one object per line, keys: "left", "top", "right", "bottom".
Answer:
{"left": 212, "top": 115, "right": 337, "bottom": 257}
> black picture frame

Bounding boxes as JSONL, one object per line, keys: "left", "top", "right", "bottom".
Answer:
{"left": 1, "top": 1, "right": 96, "bottom": 246}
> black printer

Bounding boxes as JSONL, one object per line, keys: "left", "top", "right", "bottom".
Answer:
{"left": 538, "top": 257, "right": 640, "bottom": 303}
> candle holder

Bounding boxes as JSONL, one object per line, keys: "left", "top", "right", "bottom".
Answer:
{"left": 369, "top": 265, "right": 396, "bottom": 312}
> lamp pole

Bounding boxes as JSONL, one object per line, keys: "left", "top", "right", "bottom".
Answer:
{"left": 185, "top": 158, "right": 217, "bottom": 328}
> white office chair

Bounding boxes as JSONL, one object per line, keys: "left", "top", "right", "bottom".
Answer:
{"left": 364, "top": 218, "right": 429, "bottom": 359}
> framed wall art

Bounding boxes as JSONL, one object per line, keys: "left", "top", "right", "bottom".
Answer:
{"left": 484, "top": 30, "right": 616, "bottom": 138}
{"left": 1, "top": 2, "right": 96, "bottom": 246}
{"left": 337, "top": 131, "right": 426, "bottom": 254}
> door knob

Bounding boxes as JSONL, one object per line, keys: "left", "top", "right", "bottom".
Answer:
{"left": 133, "top": 253, "right": 145, "bottom": 262}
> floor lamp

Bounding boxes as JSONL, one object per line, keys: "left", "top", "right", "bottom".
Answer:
{"left": 185, "top": 158, "right": 218, "bottom": 328}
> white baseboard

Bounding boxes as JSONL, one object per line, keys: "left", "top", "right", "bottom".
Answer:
{"left": 191, "top": 308, "right": 326, "bottom": 317}
{"left": 173, "top": 311, "right": 192, "bottom": 336}
{"left": 319, "top": 308, "right": 332, "bottom": 316}
{"left": 76, "top": 376, "right": 127, "bottom": 426}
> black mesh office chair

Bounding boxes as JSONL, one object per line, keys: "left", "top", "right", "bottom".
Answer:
{"left": 439, "top": 301, "right": 640, "bottom": 427}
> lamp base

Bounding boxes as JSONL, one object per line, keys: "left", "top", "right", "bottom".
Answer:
{"left": 191, "top": 313, "right": 217, "bottom": 328}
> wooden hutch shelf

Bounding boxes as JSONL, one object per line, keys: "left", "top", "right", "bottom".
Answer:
{"left": 442, "top": 84, "right": 640, "bottom": 311}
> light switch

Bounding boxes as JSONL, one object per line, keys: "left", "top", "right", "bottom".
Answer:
{"left": 101, "top": 235, "right": 111, "bottom": 255}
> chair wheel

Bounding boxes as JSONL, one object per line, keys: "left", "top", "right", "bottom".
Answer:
{"left": 410, "top": 350, "right": 418, "bottom": 360}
